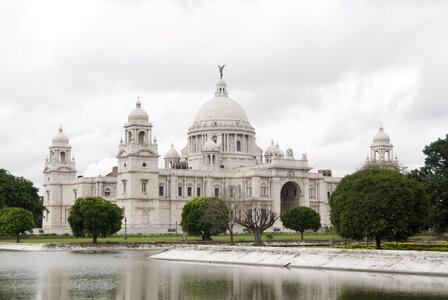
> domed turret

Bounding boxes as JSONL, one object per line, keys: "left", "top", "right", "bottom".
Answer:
{"left": 52, "top": 125, "right": 69, "bottom": 145}
{"left": 128, "top": 99, "right": 149, "bottom": 123}
{"left": 369, "top": 124, "right": 396, "bottom": 164}
{"left": 373, "top": 124, "right": 390, "bottom": 145}
{"left": 164, "top": 144, "right": 180, "bottom": 159}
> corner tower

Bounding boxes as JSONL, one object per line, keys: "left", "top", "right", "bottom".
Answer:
{"left": 116, "top": 100, "right": 159, "bottom": 233}
{"left": 42, "top": 126, "right": 76, "bottom": 232}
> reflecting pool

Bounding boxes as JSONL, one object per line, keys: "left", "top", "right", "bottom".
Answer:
{"left": 0, "top": 250, "right": 447, "bottom": 299}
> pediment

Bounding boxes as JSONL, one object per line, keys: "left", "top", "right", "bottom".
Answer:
{"left": 57, "top": 166, "right": 74, "bottom": 171}
{"left": 137, "top": 149, "right": 156, "bottom": 156}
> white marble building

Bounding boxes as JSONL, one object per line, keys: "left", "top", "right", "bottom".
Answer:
{"left": 43, "top": 74, "right": 393, "bottom": 235}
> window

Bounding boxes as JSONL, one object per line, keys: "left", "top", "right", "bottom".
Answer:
{"left": 236, "top": 141, "right": 241, "bottom": 151}
{"left": 214, "top": 188, "right": 219, "bottom": 197}
{"left": 187, "top": 186, "right": 192, "bottom": 197}
{"left": 142, "top": 162, "right": 147, "bottom": 167}
{"left": 104, "top": 189, "right": 110, "bottom": 197}
{"left": 122, "top": 180, "right": 127, "bottom": 194}
{"left": 309, "top": 187, "right": 315, "bottom": 198}
{"left": 247, "top": 187, "right": 252, "bottom": 197}
{"left": 73, "top": 190, "right": 78, "bottom": 200}
{"left": 230, "top": 187, "right": 234, "bottom": 197}
{"left": 60, "top": 152, "right": 66, "bottom": 163}
{"left": 261, "top": 187, "right": 267, "bottom": 197}
{"left": 197, "top": 187, "right": 201, "bottom": 197}
{"left": 327, "top": 191, "right": 331, "bottom": 199}
{"left": 138, "top": 131, "right": 145, "bottom": 144}
{"left": 159, "top": 186, "right": 164, "bottom": 196}
{"left": 142, "top": 181, "right": 147, "bottom": 193}
{"left": 178, "top": 186, "right": 183, "bottom": 197}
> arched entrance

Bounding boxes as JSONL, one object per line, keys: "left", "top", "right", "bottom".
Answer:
{"left": 280, "top": 181, "right": 301, "bottom": 213}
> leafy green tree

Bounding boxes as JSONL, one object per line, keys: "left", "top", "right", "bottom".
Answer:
{"left": 330, "top": 168, "right": 429, "bottom": 249}
{"left": 408, "top": 134, "right": 448, "bottom": 235}
{"left": 68, "top": 197, "right": 123, "bottom": 243}
{"left": 0, "top": 169, "right": 44, "bottom": 226}
{"left": 0, "top": 207, "right": 35, "bottom": 243}
{"left": 280, "top": 206, "right": 321, "bottom": 240}
{"left": 180, "top": 197, "right": 229, "bottom": 240}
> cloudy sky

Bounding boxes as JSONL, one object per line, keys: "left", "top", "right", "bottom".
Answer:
{"left": 1, "top": 0, "right": 447, "bottom": 193}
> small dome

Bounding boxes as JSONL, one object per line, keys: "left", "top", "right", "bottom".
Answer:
{"left": 274, "top": 143, "right": 284, "bottom": 157}
{"left": 265, "top": 141, "right": 277, "bottom": 156}
{"left": 52, "top": 126, "right": 69, "bottom": 145}
{"left": 265, "top": 141, "right": 284, "bottom": 157}
{"left": 203, "top": 140, "right": 221, "bottom": 152}
{"left": 128, "top": 100, "right": 149, "bottom": 123}
{"left": 373, "top": 124, "right": 390, "bottom": 145}
{"left": 164, "top": 144, "right": 180, "bottom": 159}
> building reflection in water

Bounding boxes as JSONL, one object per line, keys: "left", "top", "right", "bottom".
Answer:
{"left": 0, "top": 250, "right": 448, "bottom": 300}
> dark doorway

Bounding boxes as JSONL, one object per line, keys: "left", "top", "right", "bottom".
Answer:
{"left": 280, "top": 181, "right": 301, "bottom": 213}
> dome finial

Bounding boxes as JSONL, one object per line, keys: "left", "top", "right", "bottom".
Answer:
{"left": 218, "top": 65, "right": 225, "bottom": 79}
{"left": 379, "top": 122, "right": 383, "bottom": 132}
{"left": 136, "top": 97, "right": 141, "bottom": 108}
{"left": 59, "top": 124, "right": 63, "bottom": 133}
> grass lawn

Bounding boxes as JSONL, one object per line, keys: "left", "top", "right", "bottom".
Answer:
{"left": 0, "top": 232, "right": 443, "bottom": 244}
{"left": 0, "top": 232, "right": 342, "bottom": 244}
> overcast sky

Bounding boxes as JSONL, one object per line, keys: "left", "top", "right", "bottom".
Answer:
{"left": 1, "top": 0, "right": 447, "bottom": 194}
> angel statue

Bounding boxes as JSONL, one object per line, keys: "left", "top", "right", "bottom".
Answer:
{"left": 218, "top": 65, "right": 225, "bottom": 79}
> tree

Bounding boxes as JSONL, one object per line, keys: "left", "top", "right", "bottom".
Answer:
{"left": 0, "top": 169, "right": 44, "bottom": 226}
{"left": 0, "top": 207, "right": 35, "bottom": 242}
{"left": 408, "top": 134, "right": 448, "bottom": 235}
{"left": 219, "top": 185, "right": 244, "bottom": 245}
{"left": 235, "top": 208, "right": 278, "bottom": 245}
{"left": 280, "top": 206, "right": 321, "bottom": 240}
{"left": 68, "top": 197, "right": 123, "bottom": 243}
{"left": 330, "top": 168, "right": 429, "bottom": 249}
{"left": 180, "top": 197, "right": 229, "bottom": 240}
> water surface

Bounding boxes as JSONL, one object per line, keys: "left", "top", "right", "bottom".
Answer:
{"left": 0, "top": 250, "right": 447, "bottom": 299}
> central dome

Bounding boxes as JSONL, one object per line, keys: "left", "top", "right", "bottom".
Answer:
{"left": 195, "top": 96, "right": 249, "bottom": 122}
{"left": 194, "top": 79, "right": 248, "bottom": 122}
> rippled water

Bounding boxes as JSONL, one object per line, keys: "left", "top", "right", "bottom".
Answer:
{"left": 0, "top": 250, "right": 447, "bottom": 299}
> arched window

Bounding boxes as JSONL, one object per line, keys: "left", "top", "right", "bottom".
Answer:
{"left": 128, "top": 131, "right": 132, "bottom": 142}
{"left": 236, "top": 141, "right": 241, "bottom": 152}
{"left": 212, "top": 136, "right": 217, "bottom": 143}
{"left": 138, "top": 131, "right": 145, "bottom": 144}
{"left": 105, "top": 188, "right": 111, "bottom": 197}
{"left": 60, "top": 152, "right": 66, "bottom": 163}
